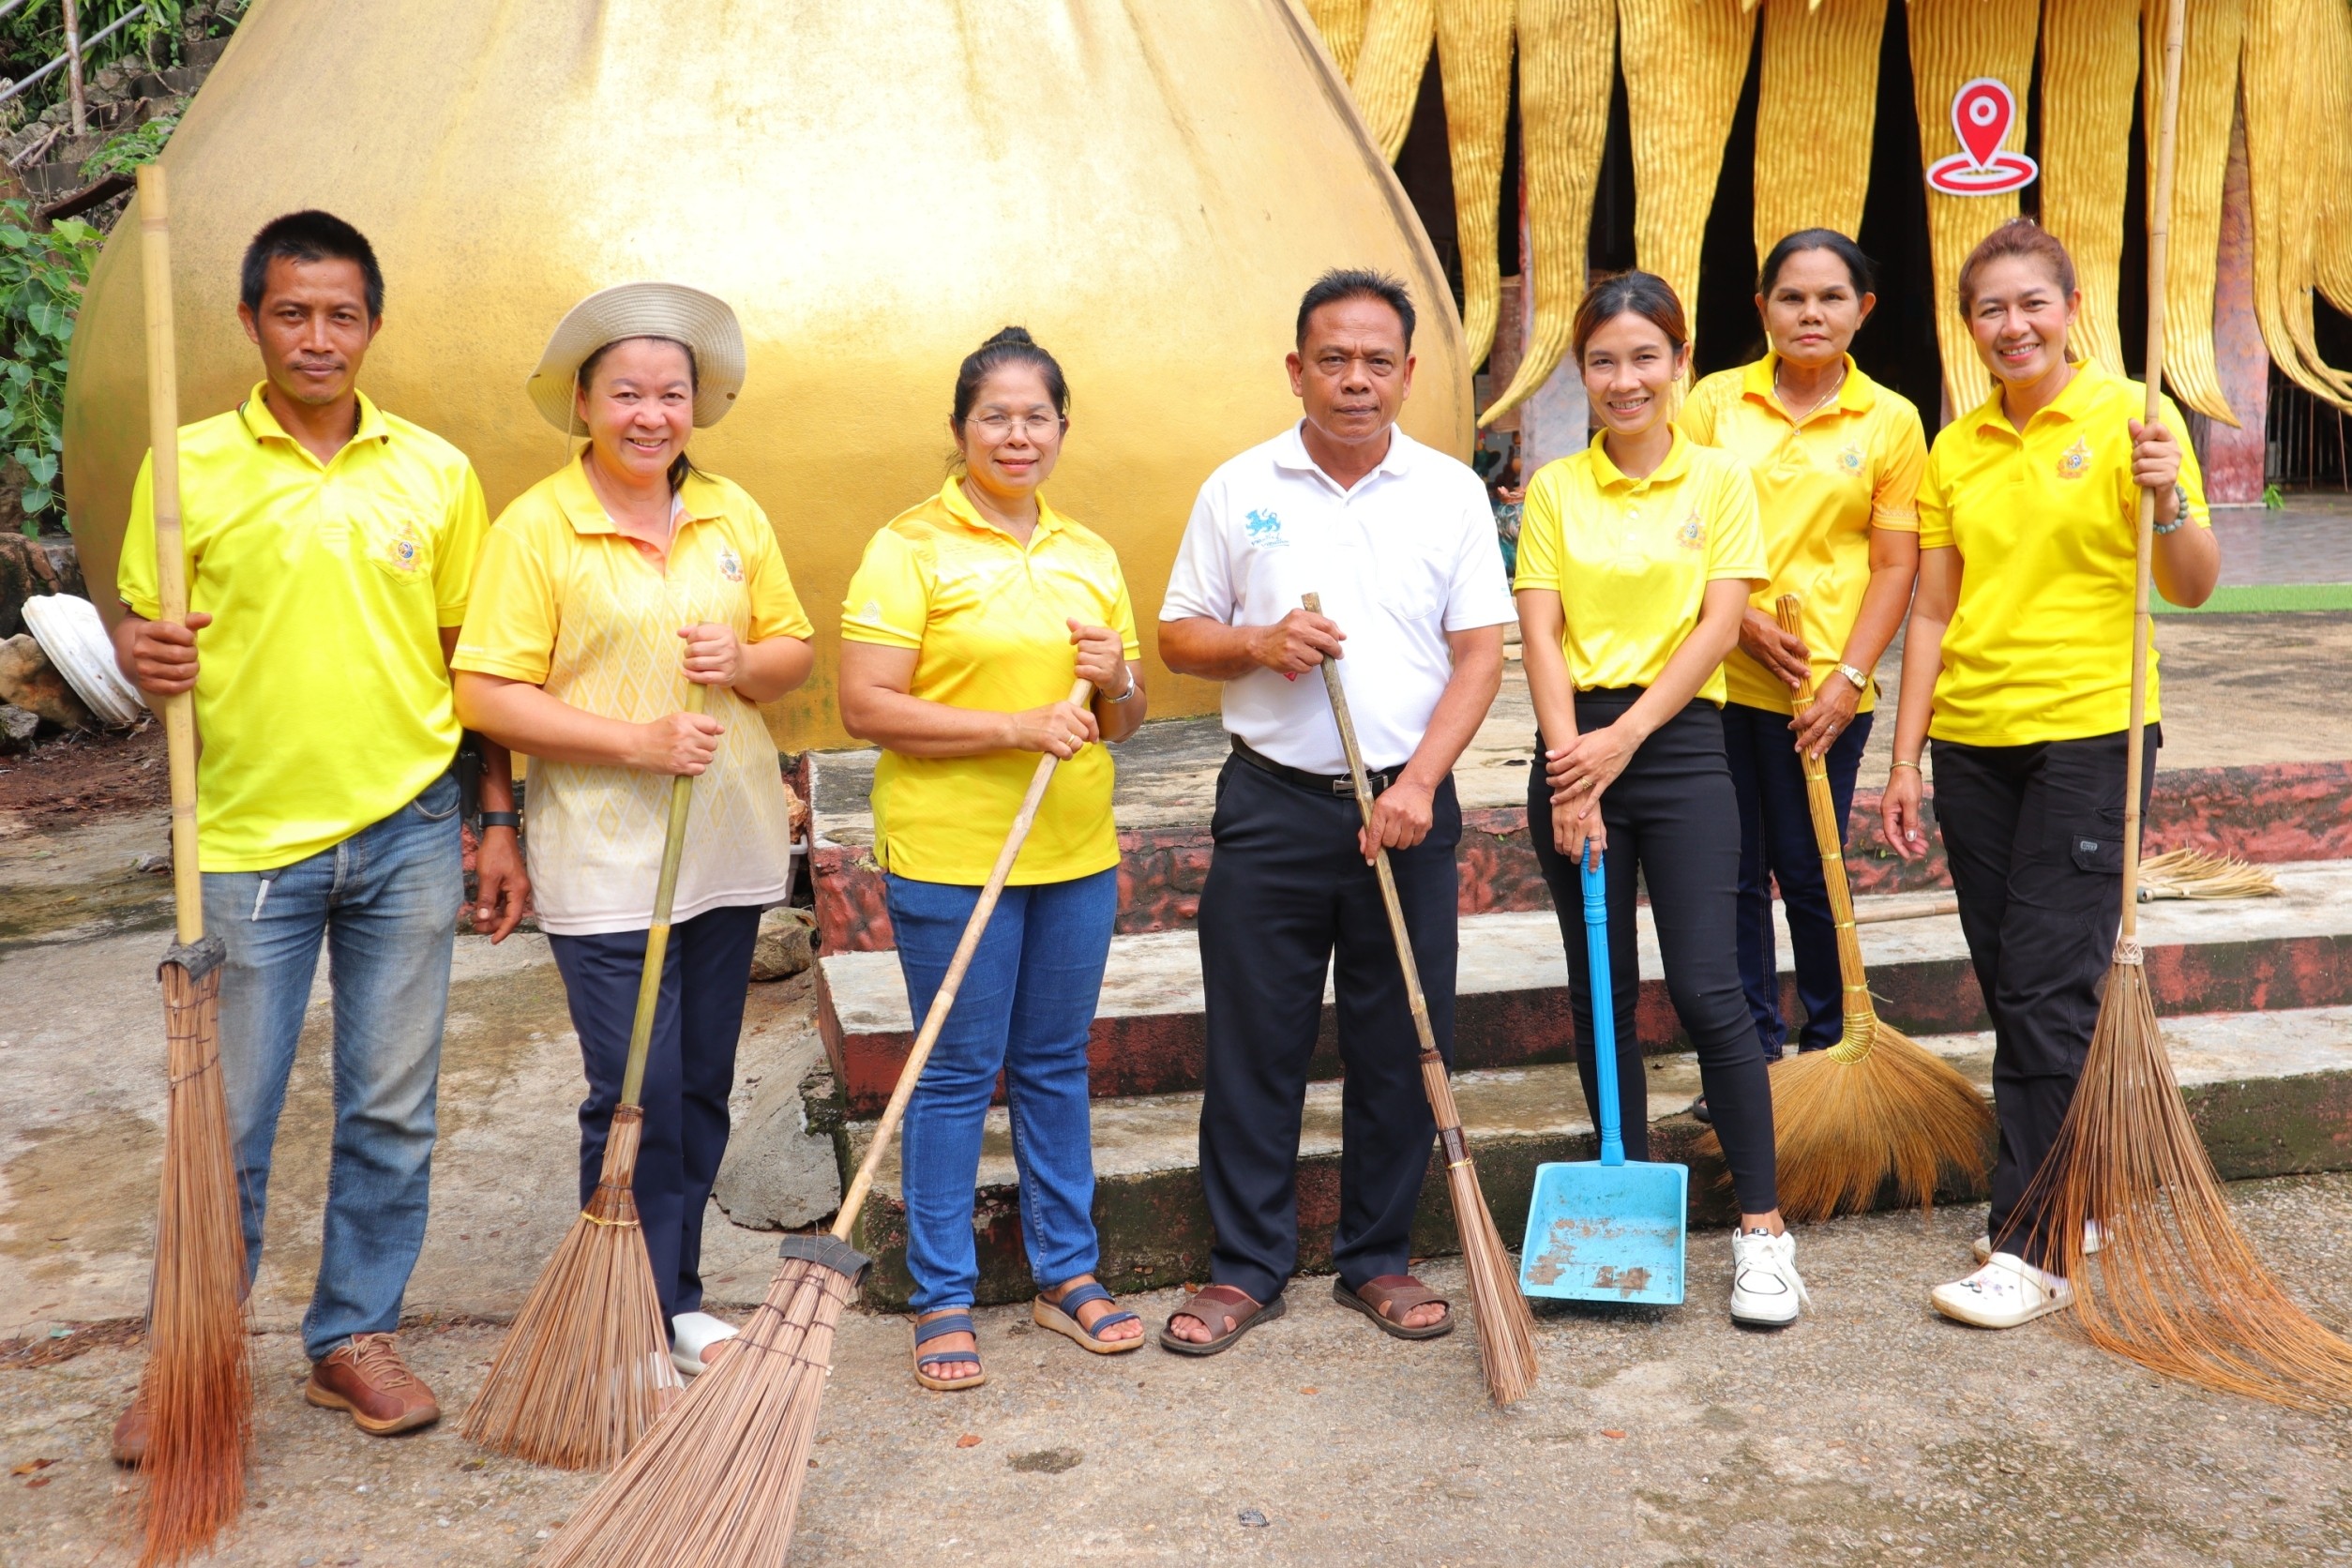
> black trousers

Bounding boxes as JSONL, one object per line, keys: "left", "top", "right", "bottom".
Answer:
{"left": 1529, "top": 691, "right": 1779, "bottom": 1216}
{"left": 1196, "top": 754, "right": 1460, "bottom": 1304}
{"left": 1931, "top": 726, "right": 2157, "bottom": 1269}
{"left": 548, "top": 903, "right": 761, "bottom": 1326}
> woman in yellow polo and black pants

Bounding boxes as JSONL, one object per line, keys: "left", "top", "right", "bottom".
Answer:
{"left": 454, "top": 284, "right": 816, "bottom": 1378}
{"left": 837, "top": 327, "right": 1148, "bottom": 1391}
{"left": 1880, "top": 220, "right": 2219, "bottom": 1329}
{"left": 1681, "top": 230, "right": 1924, "bottom": 1103}
{"left": 1515, "top": 272, "right": 1809, "bottom": 1328}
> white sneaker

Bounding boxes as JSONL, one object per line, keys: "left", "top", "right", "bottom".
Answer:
{"left": 1972, "top": 1219, "right": 2108, "bottom": 1264}
{"left": 1932, "top": 1253, "right": 2074, "bottom": 1329}
{"left": 1728, "top": 1229, "right": 1810, "bottom": 1328}
{"left": 671, "top": 1310, "right": 740, "bottom": 1377}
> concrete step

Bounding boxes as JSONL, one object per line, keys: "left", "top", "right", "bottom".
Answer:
{"left": 816, "top": 859, "right": 2352, "bottom": 1116}
{"left": 831, "top": 1003, "right": 2352, "bottom": 1308}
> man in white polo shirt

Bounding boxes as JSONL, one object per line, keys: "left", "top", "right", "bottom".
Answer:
{"left": 1157, "top": 269, "right": 1513, "bottom": 1354}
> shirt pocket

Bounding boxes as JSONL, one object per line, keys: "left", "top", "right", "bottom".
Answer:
{"left": 356, "top": 509, "right": 435, "bottom": 586}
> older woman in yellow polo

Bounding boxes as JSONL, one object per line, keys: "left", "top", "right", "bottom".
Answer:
{"left": 453, "top": 283, "right": 813, "bottom": 1378}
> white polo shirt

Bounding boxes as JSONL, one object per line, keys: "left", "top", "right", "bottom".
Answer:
{"left": 1161, "top": 421, "right": 1515, "bottom": 775}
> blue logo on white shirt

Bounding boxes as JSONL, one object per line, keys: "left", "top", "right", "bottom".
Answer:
{"left": 1244, "top": 507, "right": 1287, "bottom": 547}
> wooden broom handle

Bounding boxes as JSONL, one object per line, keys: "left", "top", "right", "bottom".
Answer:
{"left": 1775, "top": 596, "right": 1873, "bottom": 1030}
{"left": 831, "top": 677, "right": 1093, "bottom": 1240}
{"left": 137, "top": 165, "right": 202, "bottom": 946}
{"left": 1304, "top": 594, "right": 1473, "bottom": 1163}
{"left": 2124, "top": 0, "right": 2186, "bottom": 942}
{"left": 616, "top": 682, "right": 710, "bottom": 1108}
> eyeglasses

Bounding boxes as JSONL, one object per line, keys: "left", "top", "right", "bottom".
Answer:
{"left": 967, "top": 412, "right": 1066, "bottom": 437}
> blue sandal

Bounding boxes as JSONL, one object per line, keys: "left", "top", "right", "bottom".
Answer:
{"left": 1033, "top": 1280, "right": 1144, "bottom": 1355}
{"left": 912, "top": 1311, "right": 987, "bottom": 1392}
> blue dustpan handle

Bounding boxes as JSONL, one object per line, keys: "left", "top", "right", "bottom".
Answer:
{"left": 1579, "top": 843, "right": 1623, "bottom": 1167}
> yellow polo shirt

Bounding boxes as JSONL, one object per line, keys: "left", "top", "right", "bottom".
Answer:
{"left": 1918, "top": 363, "right": 2211, "bottom": 746}
{"left": 114, "top": 384, "right": 487, "bottom": 871}
{"left": 452, "top": 460, "right": 815, "bottom": 937}
{"left": 1515, "top": 429, "right": 1769, "bottom": 706}
{"left": 841, "top": 478, "right": 1141, "bottom": 886}
{"left": 1681, "top": 354, "right": 1925, "bottom": 715}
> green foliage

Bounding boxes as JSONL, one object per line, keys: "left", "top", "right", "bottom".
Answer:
{"left": 79, "top": 113, "right": 174, "bottom": 181}
{"left": 0, "top": 199, "right": 101, "bottom": 531}
{"left": 0, "top": 1, "right": 182, "bottom": 98}
{"left": 2263, "top": 483, "right": 2285, "bottom": 511}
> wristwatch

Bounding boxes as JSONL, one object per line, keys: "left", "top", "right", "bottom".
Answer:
{"left": 1836, "top": 662, "right": 1868, "bottom": 693}
{"left": 478, "top": 810, "right": 520, "bottom": 832}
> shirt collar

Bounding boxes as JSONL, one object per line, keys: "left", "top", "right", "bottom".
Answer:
{"left": 550, "top": 454, "right": 724, "bottom": 536}
{"left": 1272, "top": 419, "right": 1415, "bottom": 489}
{"left": 236, "top": 381, "right": 390, "bottom": 460}
{"left": 1968, "top": 358, "right": 2106, "bottom": 439}
{"left": 1586, "top": 424, "right": 1691, "bottom": 490}
{"left": 1741, "top": 353, "right": 1877, "bottom": 418}
{"left": 940, "top": 474, "right": 1067, "bottom": 543}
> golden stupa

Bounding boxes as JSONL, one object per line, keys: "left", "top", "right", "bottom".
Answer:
{"left": 65, "top": 0, "right": 1470, "bottom": 746}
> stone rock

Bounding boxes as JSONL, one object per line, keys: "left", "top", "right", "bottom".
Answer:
{"left": 0, "top": 633, "right": 91, "bottom": 730}
{"left": 749, "top": 904, "right": 816, "bottom": 981}
{"left": 715, "top": 1027, "right": 841, "bottom": 1230}
{"left": 0, "top": 703, "right": 38, "bottom": 754}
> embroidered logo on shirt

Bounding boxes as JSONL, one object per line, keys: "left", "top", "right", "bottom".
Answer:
{"left": 716, "top": 543, "right": 745, "bottom": 582}
{"left": 1838, "top": 444, "right": 1865, "bottom": 475}
{"left": 1677, "top": 508, "right": 1706, "bottom": 550}
{"left": 1244, "top": 507, "right": 1287, "bottom": 547}
{"left": 2057, "top": 438, "right": 2092, "bottom": 480}
{"left": 380, "top": 519, "right": 425, "bottom": 572}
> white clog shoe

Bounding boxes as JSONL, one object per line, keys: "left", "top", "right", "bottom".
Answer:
{"left": 671, "top": 1310, "right": 740, "bottom": 1377}
{"left": 1932, "top": 1253, "right": 2074, "bottom": 1329}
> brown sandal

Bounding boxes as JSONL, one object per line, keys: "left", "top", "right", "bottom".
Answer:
{"left": 1157, "top": 1285, "right": 1286, "bottom": 1356}
{"left": 1334, "top": 1274, "right": 1455, "bottom": 1340}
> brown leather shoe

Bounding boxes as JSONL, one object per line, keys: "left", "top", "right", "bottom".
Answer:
{"left": 111, "top": 1394, "right": 150, "bottom": 1468}
{"left": 304, "top": 1333, "right": 439, "bottom": 1436}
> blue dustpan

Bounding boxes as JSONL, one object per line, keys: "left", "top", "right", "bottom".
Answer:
{"left": 1518, "top": 845, "right": 1687, "bottom": 1304}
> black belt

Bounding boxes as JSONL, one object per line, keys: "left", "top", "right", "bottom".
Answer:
{"left": 1230, "top": 735, "right": 1399, "bottom": 798}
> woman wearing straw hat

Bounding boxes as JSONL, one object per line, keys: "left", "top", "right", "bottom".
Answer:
{"left": 837, "top": 326, "right": 1148, "bottom": 1391}
{"left": 453, "top": 282, "right": 815, "bottom": 1376}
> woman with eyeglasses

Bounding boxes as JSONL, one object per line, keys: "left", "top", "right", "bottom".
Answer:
{"left": 837, "top": 325, "right": 1149, "bottom": 1391}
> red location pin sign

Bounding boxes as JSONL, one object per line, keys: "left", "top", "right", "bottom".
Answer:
{"left": 1952, "top": 78, "right": 2014, "bottom": 170}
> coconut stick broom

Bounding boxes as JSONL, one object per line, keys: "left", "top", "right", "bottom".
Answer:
{"left": 1697, "top": 595, "right": 1993, "bottom": 1224}
{"left": 2014, "top": 0, "right": 2352, "bottom": 1410}
{"left": 1850, "top": 850, "right": 2280, "bottom": 927}
{"left": 128, "top": 163, "right": 254, "bottom": 1568}
{"left": 536, "top": 678, "right": 1094, "bottom": 1567}
{"left": 458, "top": 686, "right": 712, "bottom": 1467}
{"left": 1304, "top": 593, "right": 1538, "bottom": 1407}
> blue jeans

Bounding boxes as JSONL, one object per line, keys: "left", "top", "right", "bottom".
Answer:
{"left": 201, "top": 772, "right": 462, "bottom": 1361}
{"left": 548, "top": 904, "right": 761, "bottom": 1328}
{"left": 887, "top": 869, "right": 1116, "bottom": 1314}
{"left": 1723, "top": 701, "right": 1873, "bottom": 1060}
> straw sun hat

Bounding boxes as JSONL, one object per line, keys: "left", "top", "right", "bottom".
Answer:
{"left": 525, "top": 281, "right": 747, "bottom": 435}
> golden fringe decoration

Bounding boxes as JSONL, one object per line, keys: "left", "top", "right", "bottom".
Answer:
{"left": 1351, "top": 0, "right": 1437, "bottom": 160}
{"left": 1751, "top": 0, "right": 1884, "bottom": 269}
{"left": 2244, "top": 0, "right": 2352, "bottom": 408}
{"left": 2042, "top": 0, "right": 2143, "bottom": 376}
{"left": 1479, "top": 0, "right": 1615, "bottom": 427}
{"left": 1436, "top": 0, "right": 1515, "bottom": 369}
{"left": 1907, "top": 0, "right": 2039, "bottom": 417}
{"left": 2315, "top": 0, "right": 2352, "bottom": 316}
{"left": 1304, "top": 0, "right": 1373, "bottom": 78}
{"left": 2136, "top": 0, "right": 2243, "bottom": 421}
{"left": 1621, "top": 0, "right": 1755, "bottom": 365}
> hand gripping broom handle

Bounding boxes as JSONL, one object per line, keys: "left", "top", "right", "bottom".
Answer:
{"left": 137, "top": 164, "right": 201, "bottom": 947}
{"left": 2123, "top": 0, "right": 2187, "bottom": 946}
{"left": 1301, "top": 595, "right": 1475, "bottom": 1171}
{"left": 830, "top": 678, "right": 1094, "bottom": 1241}
{"left": 1773, "top": 595, "right": 1877, "bottom": 1057}
{"left": 616, "top": 683, "right": 710, "bottom": 1108}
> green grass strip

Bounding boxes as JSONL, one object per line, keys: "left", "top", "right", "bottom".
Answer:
{"left": 2150, "top": 583, "right": 2352, "bottom": 614}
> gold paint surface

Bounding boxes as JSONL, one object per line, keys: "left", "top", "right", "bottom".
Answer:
{"left": 1436, "top": 0, "right": 1515, "bottom": 369}
{"left": 1621, "top": 0, "right": 1756, "bottom": 361}
{"left": 2040, "top": 0, "right": 2142, "bottom": 377}
{"left": 65, "top": 0, "right": 1470, "bottom": 748}
{"left": 2141, "top": 0, "right": 2245, "bottom": 419}
{"left": 1752, "top": 0, "right": 1885, "bottom": 268}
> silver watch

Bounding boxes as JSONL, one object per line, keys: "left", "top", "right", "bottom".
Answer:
{"left": 1836, "top": 662, "right": 1868, "bottom": 692}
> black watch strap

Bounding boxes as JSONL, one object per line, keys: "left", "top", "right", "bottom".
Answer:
{"left": 478, "top": 810, "right": 520, "bottom": 831}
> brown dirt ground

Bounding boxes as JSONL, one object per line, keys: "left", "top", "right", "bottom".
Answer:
{"left": 0, "top": 722, "right": 168, "bottom": 830}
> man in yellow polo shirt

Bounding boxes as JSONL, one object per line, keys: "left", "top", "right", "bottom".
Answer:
{"left": 112, "top": 211, "right": 526, "bottom": 1451}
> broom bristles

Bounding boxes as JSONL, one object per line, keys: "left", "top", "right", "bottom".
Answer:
{"left": 1440, "top": 1157, "right": 1541, "bottom": 1406}
{"left": 536, "top": 1254, "right": 855, "bottom": 1568}
{"left": 460, "top": 1108, "right": 681, "bottom": 1469}
{"left": 2018, "top": 953, "right": 2352, "bottom": 1410}
{"left": 139, "top": 959, "right": 253, "bottom": 1568}
{"left": 1701, "top": 1015, "right": 1995, "bottom": 1224}
{"left": 2138, "top": 847, "right": 2282, "bottom": 900}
